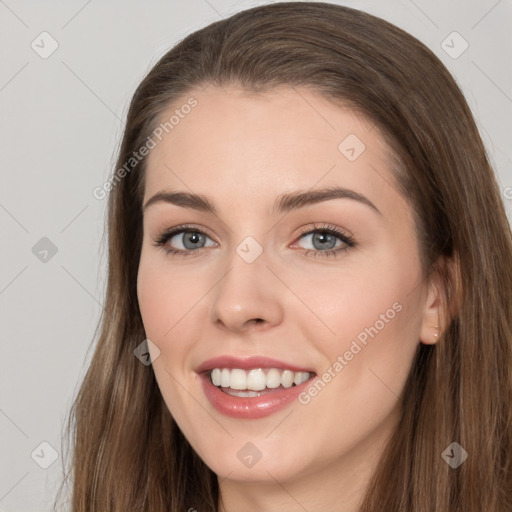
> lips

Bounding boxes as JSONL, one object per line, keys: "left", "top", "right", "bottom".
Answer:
{"left": 196, "top": 355, "right": 317, "bottom": 419}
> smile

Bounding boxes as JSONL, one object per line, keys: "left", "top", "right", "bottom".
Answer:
{"left": 210, "top": 367, "right": 312, "bottom": 395}
{"left": 196, "top": 356, "right": 317, "bottom": 419}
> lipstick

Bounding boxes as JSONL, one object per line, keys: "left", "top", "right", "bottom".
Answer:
{"left": 196, "top": 355, "right": 316, "bottom": 419}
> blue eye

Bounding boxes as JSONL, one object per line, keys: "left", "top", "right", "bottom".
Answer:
{"left": 168, "top": 231, "right": 212, "bottom": 250}
{"left": 293, "top": 223, "right": 355, "bottom": 259}
{"left": 153, "top": 223, "right": 355, "bottom": 258}
{"left": 154, "top": 226, "right": 215, "bottom": 256}
{"left": 299, "top": 230, "right": 344, "bottom": 250}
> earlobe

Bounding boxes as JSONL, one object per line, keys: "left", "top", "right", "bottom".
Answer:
{"left": 420, "top": 320, "right": 442, "bottom": 346}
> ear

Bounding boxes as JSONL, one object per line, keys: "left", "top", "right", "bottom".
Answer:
{"left": 419, "top": 255, "right": 460, "bottom": 345}
{"left": 419, "top": 272, "right": 443, "bottom": 345}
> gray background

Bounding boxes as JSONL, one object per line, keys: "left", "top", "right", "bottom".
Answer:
{"left": 0, "top": 0, "right": 511, "bottom": 510}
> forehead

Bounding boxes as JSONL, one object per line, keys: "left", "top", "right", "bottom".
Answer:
{"left": 143, "top": 85, "right": 402, "bottom": 215}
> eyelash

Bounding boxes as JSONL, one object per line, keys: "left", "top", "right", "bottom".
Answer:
{"left": 294, "top": 223, "right": 356, "bottom": 258}
{"left": 152, "top": 223, "right": 356, "bottom": 259}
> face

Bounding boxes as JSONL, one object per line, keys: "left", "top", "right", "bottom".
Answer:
{"left": 137, "top": 85, "right": 439, "bottom": 487}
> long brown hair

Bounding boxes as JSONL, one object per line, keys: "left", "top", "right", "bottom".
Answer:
{"left": 57, "top": 2, "right": 512, "bottom": 510}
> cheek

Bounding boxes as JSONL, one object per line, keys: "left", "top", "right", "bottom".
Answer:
{"left": 293, "top": 260, "right": 421, "bottom": 343}
{"left": 293, "top": 280, "right": 423, "bottom": 443}
{"left": 137, "top": 254, "right": 202, "bottom": 338}
{"left": 137, "top": 263, "right": 169, "bottom": 337}
{"left": 136, "top": 253, "right": 211, "bottom": 412}
{"left": 137, "top": 256, "right": 200, "bottom": 415}
{"left": 295, "top": 255, "right": 424, "bottom": 387}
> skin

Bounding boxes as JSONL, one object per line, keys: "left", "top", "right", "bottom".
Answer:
{"left": 137, "top": 85, "right": 444, "bottom": 512}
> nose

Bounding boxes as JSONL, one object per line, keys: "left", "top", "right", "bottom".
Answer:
{"left": 209, "top": 246, "right": 284, "bottom": 333}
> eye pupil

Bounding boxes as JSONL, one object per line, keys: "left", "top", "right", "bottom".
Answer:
{"left": 183, "top": 232, "right": 204, "bottom": 249}
{"left": 313, "top": 231, "right": 337, "bottom": 250}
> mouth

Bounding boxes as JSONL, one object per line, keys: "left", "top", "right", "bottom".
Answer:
{"left": 196, "top": 355, "right": 317, "bottom": 418}
{"left": 207, "top": 367, "right": 314, "bottom": 397}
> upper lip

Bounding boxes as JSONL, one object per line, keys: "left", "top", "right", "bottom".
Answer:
{"left": 196, "top": 355, "right": 315, "bottom": 374}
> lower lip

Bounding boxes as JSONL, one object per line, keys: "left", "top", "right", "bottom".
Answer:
{"left": 199, "top": 372, "right": 315, "bottom": 419}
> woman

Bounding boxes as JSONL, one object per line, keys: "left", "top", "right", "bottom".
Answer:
{"left": 59, "top": 2, "right": 512, "bottom": 511}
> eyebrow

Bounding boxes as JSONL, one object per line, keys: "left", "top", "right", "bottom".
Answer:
{"left": 143, "top": 186, "right": 381, "bottom": 216}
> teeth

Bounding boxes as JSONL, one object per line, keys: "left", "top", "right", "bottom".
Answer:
{"left": 293, "top": 371, "right": 304, "bottom": 386}
{"left": 210, "top": 367, "right": 311, "bottom": 391}
{"left": 230, "top": 369, "right": 247, "bottom": 390}
{"left": 220, "top": 368, "right": 230, "bottom": 388}
{"left": 281, "top": 370, "right": 294, "bottom": 388}
{"left": 247, "top": 369, "right": 266, "bottom": 390}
